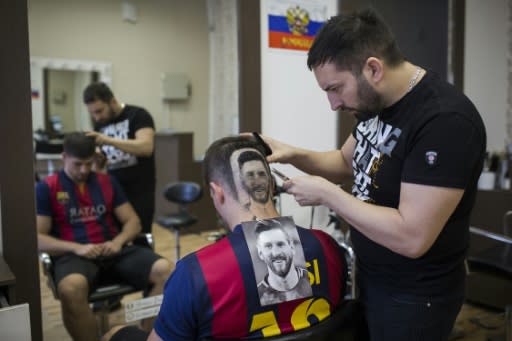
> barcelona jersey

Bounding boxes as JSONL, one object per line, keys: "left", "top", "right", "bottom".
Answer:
{"left": 154, "top": 224, "right": 346, "bottom": 340}
{"left": 36, "top": 170, "right": 127, "bottom": 244}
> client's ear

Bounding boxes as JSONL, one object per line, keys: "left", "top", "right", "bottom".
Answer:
{"left": 209, "top": 181, "right": 225, "bottom": 205}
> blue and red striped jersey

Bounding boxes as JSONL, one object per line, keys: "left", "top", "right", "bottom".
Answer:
{"left": 36, "top": 170, "right": 127, "bottom": 244}
{"left": 154, "top": 224, "right": 346, "bottom": 340}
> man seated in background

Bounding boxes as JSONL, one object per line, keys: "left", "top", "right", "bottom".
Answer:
{"left": 36, "top": 132, "right": 172, "bottom": 341}
{"left": 105, "top": 135, "right": 348, "bottom": 341}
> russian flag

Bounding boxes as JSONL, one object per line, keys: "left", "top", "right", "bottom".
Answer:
{"left": 267, "top": 3, "right": 326, "bottom": 51}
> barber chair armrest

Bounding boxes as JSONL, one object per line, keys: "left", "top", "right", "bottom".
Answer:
{"left": 468, "top": 226, "right": 512, "bottom": 276}
{"left": 132, "top": 233, "right": 154, "bottom": 250}
{"left": 39, "top": 252, "right": 52, "bottom": 275}
{"left": 39, "top": 252, "right": 58, "bottom": 298}
{"left": 470, "top": 226, "right": 512, "bottom": 245}
{"left": 89, "top": 283, "right": 137, "bottom": 303}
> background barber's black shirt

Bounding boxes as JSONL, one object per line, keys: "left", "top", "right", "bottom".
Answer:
{"left": 94, "top": 105, "right": 155, "bottom": 192}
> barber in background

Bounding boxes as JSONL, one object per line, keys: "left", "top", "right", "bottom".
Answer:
{"left": 84, "top": 82, "right": 156, "bottom": 233}
{"left": 259, "top": 7, "right": 486, "bottom": 341}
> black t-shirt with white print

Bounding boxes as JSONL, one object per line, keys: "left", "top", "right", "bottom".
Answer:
{"left": 95, "top": 105, "right": 156, "bottom": 192}
{"left": 350, "top": 71, "right": 486, "bottom": 296}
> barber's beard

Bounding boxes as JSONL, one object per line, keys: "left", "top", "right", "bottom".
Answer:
{"left": 98, "top": 105, "right": 118, "bottom": 124}
{"left": 350, "top": 74, "right": 386, "bottom": 122}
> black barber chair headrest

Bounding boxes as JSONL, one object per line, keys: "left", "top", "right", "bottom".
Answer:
{"left": 163, "top": 182, "right": 202, "bottom": 205}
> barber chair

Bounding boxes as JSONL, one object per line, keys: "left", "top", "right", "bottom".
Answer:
{"left": 39, "top": 233, "right": 154, "bottom": 335}
{"left": 156, "top": 181, "right": 203, "bottom": 261}
{"left": 466, "top": 219, "right": 512, "bottom": 311}
{"left": 465, "top": 223, "right": 512, "bottom": 340}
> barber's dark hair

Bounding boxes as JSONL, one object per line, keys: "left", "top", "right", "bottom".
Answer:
{"left": 307, "top": 7, "right": 404, "bottom": 74}
{"left": 63, "top": 132, "right": 96, "bottom": 159}
{"left": 83, "top": 82, "right": 114, "bottom": 104}
{"left": 203, "top": 135, "right": 267, "bottom": 200}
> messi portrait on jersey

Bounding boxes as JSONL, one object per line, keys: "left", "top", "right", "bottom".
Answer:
{"left": 242, "top": 216, "right": 313, "bottom": 306}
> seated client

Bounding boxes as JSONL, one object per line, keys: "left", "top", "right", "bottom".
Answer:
{"left": 36, "top": 132, "right": 172, "bottom": 341}
{"left": 106, "top": 135, "right": 347, "bottom": 341}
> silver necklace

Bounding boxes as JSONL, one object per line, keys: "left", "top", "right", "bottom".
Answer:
{"left": 407, "top": 66, "right": 423, "bottom": 93}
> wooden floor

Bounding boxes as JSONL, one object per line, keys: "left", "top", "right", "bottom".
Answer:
{"left": 40, "top": 223, "right": 507, "bottom": 341}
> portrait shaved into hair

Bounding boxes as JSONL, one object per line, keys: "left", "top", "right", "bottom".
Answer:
{"left": 230, "top": 148, "right": 273, "bottom": 212}
{"left": 242, "top": 216, "right": 312, "bottom": 306}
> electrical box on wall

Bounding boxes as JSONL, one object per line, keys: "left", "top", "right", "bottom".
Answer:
{"left": 161, "top": 72, "right": 190, "bottom": 100}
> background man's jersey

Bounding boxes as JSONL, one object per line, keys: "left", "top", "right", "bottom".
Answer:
{"left": 36, "top": 170, "right": 126, "bottom": 243}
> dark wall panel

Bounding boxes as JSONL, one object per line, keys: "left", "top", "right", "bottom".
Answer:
{"left": 341, "top": 0, "right": 451, "bottom": 79}
{"left": 375, "top": 0, "right": 449, "bottom": 79}
{"left": 0, "top": 0, "right": 43, "bottom": 340}
{"left": 338, "top": 0, "right": 460, "bottom": 145}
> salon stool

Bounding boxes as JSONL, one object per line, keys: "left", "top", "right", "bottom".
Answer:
{"left": 156, "top": 181, "right": 202, "bottom": 260}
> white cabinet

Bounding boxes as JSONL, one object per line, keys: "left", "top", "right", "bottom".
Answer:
{"left": 0, "top": 303, "right": 31, "bottom": 341}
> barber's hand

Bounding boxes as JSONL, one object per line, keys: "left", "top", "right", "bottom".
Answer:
{"left": 282, "top": 175, "right": 334, "bottom": 206}
{"left": 74, "top": 243, "right": 104, "bottom": 259}
{"left": 100, "top": 240, "right": 123, "bottom": 257}
{"left": 92, "top": 151, "right": 107, "bottom": 172}
{"left": 85, "top": 131, "right": 110, "bottom": 146}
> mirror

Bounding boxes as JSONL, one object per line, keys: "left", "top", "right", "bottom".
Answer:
{"left": 30, "top": 57, "right": 112, "bottom": 136}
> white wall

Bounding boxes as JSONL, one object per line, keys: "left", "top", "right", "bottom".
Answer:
{"left": 207, "top": 0, "right": 239, "bottom": 146}
{"left": 27, "top": 0, "right": 210, "bottom": 158}
{"left": 464, "top": 0, "right": 508, "bottom": 152}
{"left": 260, "top": 0, "right": 338, "bottom": 228}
